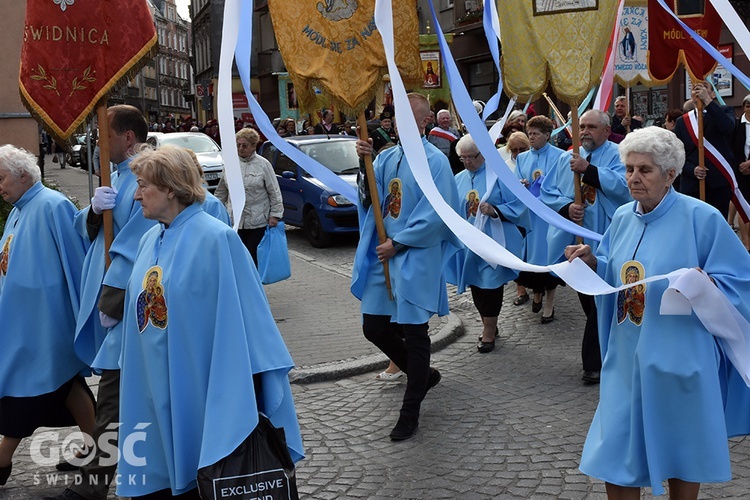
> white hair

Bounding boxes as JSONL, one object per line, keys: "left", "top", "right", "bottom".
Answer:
{"left": 455, "top": 134, "right": 477, "bottom": 155}
{"left": 0, "top": 144, "right": 41, "bottom": 183}
{"left": 436, "top": 109, "right": 451, "bottom": 119}
{"left": 619, "top": 126, "right": 685, "bottom": 176}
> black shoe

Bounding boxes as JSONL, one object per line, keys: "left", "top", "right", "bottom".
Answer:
{"left": 540, "top": 309, "right": 555, "bottom": 324}
{"left": 582, "top": 370, "right": 600, "bottom": 384}
{"left": 427, "top": 368, "right": 441, "bottom": 391}
{"left": 477, "top": 338, "right": 495, "bottom": 353}
{"left": 531, "top": 300, "right": 543, "bottom": 313}
{"left": 41, "top": 489, "right": 87, "bottom": 500}
{"left": 390, "top": 415, "right": 419, "bottom": 441}
{"left": 0, "top": 463, "right": 11, "bottom": 486}
{"left": 513, "top": 293, "right": 529, "bottom": 306}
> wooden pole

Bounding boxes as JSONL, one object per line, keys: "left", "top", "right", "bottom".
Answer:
{"left": 625, "top": 86, "right": 631, "bottom": 134}
{"left": 96, "top": 104, "right": 114, "bottom": 269}
{"left": 697, "top": 100, "right": 706, "bottom": 202}
{"left": 571, "top": 104, "right": 583, "bottom": 244}
{"left": 542, "top": 92, "right": 570, "bottom": 135}
{"left": 357, "top": 111, "right": 393, "bottom": 300}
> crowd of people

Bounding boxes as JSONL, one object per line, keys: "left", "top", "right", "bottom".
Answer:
{"left": 5, "top": 85, "right": 750, "bottom": 499}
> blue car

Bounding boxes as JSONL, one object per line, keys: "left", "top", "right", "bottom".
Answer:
{"left": 259, "top": 135, "right": 359, "bottom": 247}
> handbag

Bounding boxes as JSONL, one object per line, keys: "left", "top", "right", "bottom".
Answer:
{"left": 197, "top": 414, "right": 299, "bottom": 500}
{"left": 257, "top": 221, "right": 291, "bottom": 285}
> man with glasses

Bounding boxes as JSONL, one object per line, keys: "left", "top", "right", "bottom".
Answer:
{"left": 540, "top": 109, "right": 631, "bottom": 385}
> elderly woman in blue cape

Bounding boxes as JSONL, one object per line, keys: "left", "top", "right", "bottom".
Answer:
{"left": 0, "top": 145, "right": 95, "bottom": 486}
{"left": 565, "top": 127, "right": 750, "bottom": 499}
{"left": 448, "top": 135, "right": 530, "bottom": 353}
{"left": 117, "top": 146, "right": 303, "bottom": 498}
{"left": 515, "top": 116, "right": 567, "bottom": 323}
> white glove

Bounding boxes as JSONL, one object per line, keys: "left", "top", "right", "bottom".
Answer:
{"left": 91, "top": 186, "right": 118, "bottom": 215}
{"left": 99, "top": 311, "right": 120, "bottom": 329}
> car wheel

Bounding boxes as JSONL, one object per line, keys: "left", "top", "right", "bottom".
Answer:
{"left": 304, "top": 210, "right": 331, "bottom": 248}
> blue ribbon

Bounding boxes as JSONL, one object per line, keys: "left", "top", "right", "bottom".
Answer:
{"left": 481, "top": 0, "right": 503, "bottom": 121}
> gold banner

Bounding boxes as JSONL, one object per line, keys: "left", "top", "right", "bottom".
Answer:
{"left": 497, "top": 0, "right": 618, "bottom": 105}
{"left": 268, "top": 0, "right": 421, "bottom": 115}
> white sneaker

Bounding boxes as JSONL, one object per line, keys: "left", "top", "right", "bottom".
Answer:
{"left": 375, "top": 370, "right": 403, "bottom": 382}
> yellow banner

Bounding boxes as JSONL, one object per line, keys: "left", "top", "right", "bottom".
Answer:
{"left": 268, "top": 0, "right": 421, "bottom": 115}
{"left": 497, "top": 0, "right": 618, "bottom": 105}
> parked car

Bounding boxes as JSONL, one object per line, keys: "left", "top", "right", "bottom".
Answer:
{"left": 259, "top": 135, "right": 359, "bottom": 247}
{"left": 66, "top": 133, "right": 89, "bottom": 168}
{"left": 146, "top": 132, "right": 223, "bottom": 192}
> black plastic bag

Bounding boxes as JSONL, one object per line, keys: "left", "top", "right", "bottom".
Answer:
{"left": 197, "top": 414, "right": 299, "bottom": 500}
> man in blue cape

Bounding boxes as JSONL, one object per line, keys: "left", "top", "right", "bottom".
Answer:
{"left": 352, "top": 93, "right": 460, "bottom": 442}
{"left": 540, "top": 109, "right": 631, "bottom": 385}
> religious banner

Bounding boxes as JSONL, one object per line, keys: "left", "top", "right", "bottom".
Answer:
{"left": 615, "top": 2, "right": 653, "bottom": 87}
{"left": 19, "top": 0, "right": 157, "bottom": 142}
{"left": 421, "top": 51, "right": 441, "bottom": 89}
{"left": 267, "top": 0, "right": 421, "bottom": 115}
{"left": 497, "top": 0, "right": 619, "bottom": 105}
{"left": 647, "top": 0, "right": 721, "bottom": 83}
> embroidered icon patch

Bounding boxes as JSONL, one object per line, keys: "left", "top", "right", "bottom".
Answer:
{"left": 136, "top": 266, "right": 168, "bottom": 332}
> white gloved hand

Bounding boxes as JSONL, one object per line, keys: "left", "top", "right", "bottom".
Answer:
{"left": 99, "top": 311, "right": 120, "bottom": 329}
{"left": 91, "top": 186, "right": 118, "bottom": 215}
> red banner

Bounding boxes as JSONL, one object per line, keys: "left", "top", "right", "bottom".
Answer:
{"left": 647, "top": 0, "right": 722, "bottom": 84}
{"left": 19, "top": 0, "right": 157, "bottom": 141}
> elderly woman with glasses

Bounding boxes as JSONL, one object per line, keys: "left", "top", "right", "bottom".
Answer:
{"left": 566, "top": 126, "right": 750, "bottom": 499}
{"left": 116, "top": 145, "right": 303, "bottom": 499}
{"left": 215, "top": 127, "right": 283, "bottom": 265}
{"left": 450, "top": 135, "right": 529, "bottom": 353}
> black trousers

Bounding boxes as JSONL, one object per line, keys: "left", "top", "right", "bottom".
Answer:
{"left": 363, "top": 315, "right": 430, "bottom": 420}
{"left": 238, "top": 227, "right": 266, "bottom": 266}
{"left": 469, "top": 285, "right": 504, "bottom": 318}
{"left": 578, "top": 293, "right": 601, "bottom": 372}
{"left": 136, "top": 488, "right": 200, "bottom": 499}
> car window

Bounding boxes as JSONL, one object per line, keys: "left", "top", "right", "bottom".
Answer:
{"left": 159, "top": 135, "right": 220, "bottom": 153}
{"left": 299, "top": 141, "right": 359, "bottom": 174}
{"left": 276, "top": 153, "right": 296, "bottom": 175}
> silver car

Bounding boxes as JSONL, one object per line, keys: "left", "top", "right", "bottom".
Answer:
{"left": 146, "top": 132, "right": 223, "bottom": 192}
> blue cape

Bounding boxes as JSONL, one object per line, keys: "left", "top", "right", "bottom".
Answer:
{"left": 581, "top": 189, "right": 750, "bottom": 494}
{"left": 73, "top": 159, "right": 158, "bottom": 369}
{"left": 351, "top": 138, "right": 460, "bottom": 324}
{"left": 117, "top": 204, "right": 303, "bottom": 496}
{"left": 0, "top": 183, "right": 88, "bottom": 396}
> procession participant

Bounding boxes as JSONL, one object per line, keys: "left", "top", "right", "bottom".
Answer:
{"left": 0, "top": 145, "right": 94, "bottom": 487}
{"left": 115, "top": 145, "right": 302, "bottom": 498}
{"left": 730, "top": 94, "right": 750, "bottom": 250}
{"left": 314, "top": 109, "right": 340, "bottom": 135}
{"left": 353, "top": 93, "right": 460, "bottom": 441}
{"left": 371, "top": 106, "right": 398, "bottom": 154}
{"left": 452, "top": 135, "right": 529, "bottom": 353}
{"left": 515, "top": 116, "right": 566, "bottom": 322}
{"left": 183, "top": 148, "right": 230, "bottom": 225}
{"left": 566, "top": 126, "right": 750, "bottom": 499}
{"left": 47, "top": 105, "right": 156, "bottom": 500}
{"left": 611, "top": 95, "right": 642, "bottom": 137}
{"left": 673, "top": 81, "right": 736, "bottom": 218}
{"left": 540, "top": 109, "right": 631, "bottom": 385}
{"left": 427, "top": 109, "right": 463, "bottom": 173}
{"left": 498, "top": 131, "right": 529, "bottom": 172}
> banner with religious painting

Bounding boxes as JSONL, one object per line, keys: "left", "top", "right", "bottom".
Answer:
{"left": 421, "top": 51, "right": 441, "bottom": 89}
{"left": 19, "top": 0, "right": 157, "bottom": 142}
{"left": 498, "top": 0, "right": 619, "bottom": 104}
{"left": 614, "top": 2, "right": 654, "bottom": 87}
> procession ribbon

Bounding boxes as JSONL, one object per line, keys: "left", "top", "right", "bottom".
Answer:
{"left": 488, "top": 96, "right": 517, "bottom": 144}
{"left": 480, "top": 0, "right": 503, "bottom": 122}
{"left": 593, "top": 0, "right": 625, "bottom": 112}
{"left": 424, "top": 0, "right": 602, "bottom": 242}
{"left": 369, "top": 0, "right": 750, "bottom": 385}
{"left": 685, "top": 111, "right": 750, "bottom": 222}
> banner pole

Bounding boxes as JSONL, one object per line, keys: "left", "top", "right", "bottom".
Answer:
{"left": 697, "top": 100, "right": 706, "bottom": 202}
{"left": 571, "top": 103, "right": 583, "bottom": 244}
{"left": 96, "top": 104, "right": 114, "bottom": 269}
{"left": 625, "top": 86, "right": 631, "bottom": 134}
{"left": 358, "top": 112, "right": 393, "bottom": 300}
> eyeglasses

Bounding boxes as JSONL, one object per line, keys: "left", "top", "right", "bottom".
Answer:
{"left": 458, "top": 152, "right": 480, "bottom": 162}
